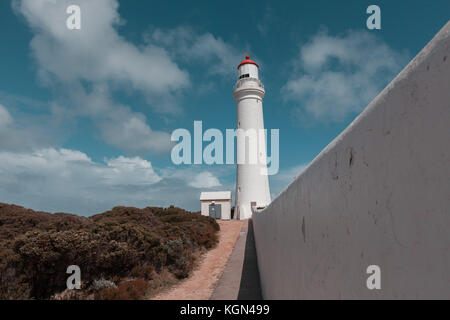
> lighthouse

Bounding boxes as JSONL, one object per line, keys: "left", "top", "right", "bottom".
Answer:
{"left": 234, "top": 55, "right": 271, "bottom": 220}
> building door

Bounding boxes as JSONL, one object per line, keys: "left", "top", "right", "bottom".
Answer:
{"left": 209, "top": 203, "right": 222, "bottom": 219}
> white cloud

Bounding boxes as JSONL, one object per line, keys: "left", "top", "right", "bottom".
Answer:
{"left": 103, "top": 155, "right": 162, "bottom": 185}
{"left": 149, "top": 27, "right": 242, "bottom": 77}
{"left": 0, "top": 146, "right": 230, "bottom": 215}
{"left": 283, "top": 30, "right": 408, "bottom": 123}
{"left": 0, "top": 104, "right": 13, "bottom": 129}
{"left": 0, "top": 148, "right": 162, "bottom": 190}
{"left": 13, "top": 0, "right": 188, "bottom": 154}
{"left": 14, "top": 0, "right": 189, "bottom": 99}
{"left": 188, "top": 171, "right": 221, "bottom": 189}
{"left": 159, "top": 167, "right": 223, "bottom": 189}
{"left": 256, "top": 5, "right": 276, "bottom": 37}
{"left": 99, "top": 114, "right": 172, "bottom": 154}
{"left": 0, "top": 103, "right": 56, "bottom": 151}
{"left": 12, "top": 1, "right": 244, "bottom": 154}
{"left": 0, "top": 147, "right": 163, "bottom": 214}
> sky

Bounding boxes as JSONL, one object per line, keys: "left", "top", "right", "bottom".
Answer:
{"left": 0, "top": 0, "right": 449, "bottom": 215}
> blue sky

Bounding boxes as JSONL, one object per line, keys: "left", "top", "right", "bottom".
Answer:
{"left": 0, "top": 0, "right": 449, "bottom": 215}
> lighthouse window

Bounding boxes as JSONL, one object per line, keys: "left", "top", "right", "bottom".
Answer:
{"left": 239, "top": 73, "right": 250, "bottom": 79}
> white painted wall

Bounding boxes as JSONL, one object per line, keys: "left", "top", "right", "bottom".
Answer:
{"left": 253, "top": 22, "right": 450, "bottom": 299}
{"left": 234, "top": 60, "right": 271, "bottom": 220}
{"left": 238, "top": 63, "right": 259, "bottom": 79}
{"left": 201, "top": 200, "right": 231, "bottom": 220}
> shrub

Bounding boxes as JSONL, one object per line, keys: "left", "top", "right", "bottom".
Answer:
{"left": 130, "top": 265, "right": 155, "bottom": 280}
{"left": 0, "top": 203, "right": 219, "bottom": 299}
{"left": 92, "top": 279, "right": 117, "bottom": 291}
{"left": 95, "top": 279, "right": 149, "bottom": 300}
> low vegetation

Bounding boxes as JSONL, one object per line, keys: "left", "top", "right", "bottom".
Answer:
{"left": 0, "top": 203, "right": 219, "bottom": 300}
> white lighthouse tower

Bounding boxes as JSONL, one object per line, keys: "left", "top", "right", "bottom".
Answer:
{"left": 234, "top": 55, "right": 271, "bottom": 220}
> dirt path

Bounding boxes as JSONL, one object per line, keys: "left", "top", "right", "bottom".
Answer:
{"left": 151, "top": 220, "right": 243, "bottom": 300}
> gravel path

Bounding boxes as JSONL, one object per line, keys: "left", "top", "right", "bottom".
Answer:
{"left": 151, "top": 220, "right": 243, "bottom": 300}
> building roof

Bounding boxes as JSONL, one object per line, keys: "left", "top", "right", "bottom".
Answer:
{"left": 238, "top": 55, "right": 259, "bottom": 69}
{"left": 200, "top": 191, "right": 232, "bottom": 201}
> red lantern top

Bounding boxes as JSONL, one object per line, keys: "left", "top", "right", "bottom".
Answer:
{"left": 238, "top": 55, "right": 259, "bottom": 69}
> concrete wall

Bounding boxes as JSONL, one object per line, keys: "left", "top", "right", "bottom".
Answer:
{"left": 253, "top": 22, "right": 450, "bottom": 299}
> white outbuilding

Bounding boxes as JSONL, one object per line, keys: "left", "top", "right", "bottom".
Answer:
{"left": 200, "top": 191, "right": 232, "bottom": 220}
